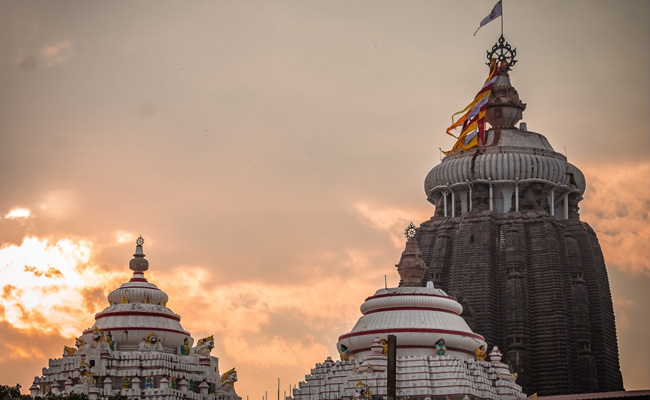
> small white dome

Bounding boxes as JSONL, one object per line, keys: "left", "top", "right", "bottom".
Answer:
{"left": 337, "top": 286, "right": 485, "bottom": 360}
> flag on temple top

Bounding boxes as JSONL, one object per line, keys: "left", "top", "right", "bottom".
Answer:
{"left": 474, "top": 0, "right": 502, "bottom": 36}
{"left": 443, "top": 60, "right": 500, "bottom": 155}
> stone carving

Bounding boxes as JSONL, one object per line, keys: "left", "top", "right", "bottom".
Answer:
{"left": 90, "top": 327, "right": 112, "bottom": 352}
{"left": 339, "top": 344, "right": 350, "bottom": 361}
{"left": 191, "top": 335, "right": 215, "bottom": 355}
{"left": 106, "top": 332, "right": 115, "bottom": 351}
{"left": 520, "top": 182, "right": 548, "bottom": 211}
{"left": 433, "top": 194, "right": 445, "bottom": 217}
{"left": 435, "top": 339, "right": 446, "bottom": 357}
{"left": 75, "top": 337, "right": 88, "bottom": 354}
{"left": 355, "top": 382, "right": 369, "bottom": 399}
{"left": 78, "top": 361, "right": 95, "bottom": 387}
{"left": 180, "top": 337, "right": 190, "bottom": 355}
{"left": 145, "top": 376, "right": 154, "bottom": 389}
{"left": 216, "top": 368, "right": 238, "bottom": 394}
{"left": 568, "top": 193, "right": 582, "bottom": 219}
{"left": 475, "top": 345, "right": 487, "bottom": 361}
{"left": 139, "top": 333, "right": 163, "bottom": 352}
{"left": 62, "top": 346, "right": 76, "bottom": 357}
{"left": 471, "top": 183, "right": 490, "bottom": 211}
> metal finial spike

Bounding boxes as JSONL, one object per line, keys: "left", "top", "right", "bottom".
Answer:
{"left": 136, "top": 235, "right": 144, "bottom": 247}
{"left": 404, "top": 222, "right": 417, "bottom": 240}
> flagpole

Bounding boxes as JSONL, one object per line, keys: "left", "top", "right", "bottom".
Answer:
{"left": 501, "top": 0, "right": 504, "bottom": 36}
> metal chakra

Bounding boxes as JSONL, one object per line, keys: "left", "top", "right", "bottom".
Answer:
{"left": 404, "top": 222, "right": 417, "bottom": 240}
{"left": 486, "top": 34, "right": 517, "bottom": 71}
{"left": 136, "top": 235, "right": 144, "bottom": 246}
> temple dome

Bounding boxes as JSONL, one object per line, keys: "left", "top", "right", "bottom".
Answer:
{"left": 82, "top": 239, "right": 191, "bottom": 352}
{"left": 425, "top": 129, "right": 586, "bottom": 195}
{"left": 337, "top": 282, "right": 486, "bottom": 360}
{"left": 425, "top": 71, "right": 585, "bottom": 218}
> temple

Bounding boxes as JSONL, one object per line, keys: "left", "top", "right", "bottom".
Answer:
{"left": 30, "top": 237, "right": 241, "bottom": 400}
{"left": 412, "top": 36, "right": 624, "bottom": 395}
{"left": 294, "top": 36, "right": 625, "bottom": 399}
{"left": 293, "top": 229, "right": 525, "bottom": 400}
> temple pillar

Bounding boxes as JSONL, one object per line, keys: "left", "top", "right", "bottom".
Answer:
{"left": 550, "top": 188, "right": 555, "bottom": 216}
{"left": 489, "top": 181, "right": 494, "bottom": 211}
{"left": 564, "top": 193, "right": 569, "bottom": 220}
{"left": 451, "top": 191, "right": 456, "bottom": 217}
{"left": 468, "top": 184, "right": 473, "bottom": 211}
{"left": 460, "top": 189, "right": 468, "bottom": 214}
{"left": 443, "top": 191, "right": 448, "bottom": 217}
{"left": 502, "top": 186, "right": 514, "bottom": 214}
{"left": 515, "top": 180, "right": 519, "bottom": 212}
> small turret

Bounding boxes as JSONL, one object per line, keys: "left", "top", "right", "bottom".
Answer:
{"left": 396, "top": 223, "right": 426, "bottom": 287}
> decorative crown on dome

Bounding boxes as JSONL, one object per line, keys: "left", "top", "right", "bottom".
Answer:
{"left": 129, "top": 235, "right": 149, "bottom": 272}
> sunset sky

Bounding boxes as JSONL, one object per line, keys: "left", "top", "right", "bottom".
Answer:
{"left": 1, "top": 0, "right": 648, "bottom": 396}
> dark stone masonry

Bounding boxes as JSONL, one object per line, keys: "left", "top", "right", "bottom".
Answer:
{"left": 404, "top": 69, "right": 624, "bottom": 396}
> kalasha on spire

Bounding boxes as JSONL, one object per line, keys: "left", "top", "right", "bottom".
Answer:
{"left": 444, "top": 35, "right": 524, "bottom": 155}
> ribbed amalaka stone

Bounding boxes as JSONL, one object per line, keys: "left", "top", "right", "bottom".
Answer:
{"left": 410, "top": 71, "right": 623, "bottom": 395}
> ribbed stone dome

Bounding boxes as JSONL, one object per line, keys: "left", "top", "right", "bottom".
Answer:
{"left": 337, "top": 283, "right": 486, "bottom": 360}
{"left": 425, "top": 129, "right": 586, "bottom": 195}
{"left": 106, "top": 275, "right": 169, "bottom": 305}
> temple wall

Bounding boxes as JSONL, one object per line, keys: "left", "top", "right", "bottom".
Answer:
{"left": 414, "top": 208, "right": 623, "bottom": 396}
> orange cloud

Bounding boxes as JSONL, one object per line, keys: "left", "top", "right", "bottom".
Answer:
{"left": 0, "top": 237, "right": 122, "bottom": 337}
{"left": 580, "top": 162, "right": 650, "bottom": 276}
{"left": 612, "top": 295, "right": 635, "bottom": 330}
{"left": 40, "top": 41, "right": 73, "bottom": 66}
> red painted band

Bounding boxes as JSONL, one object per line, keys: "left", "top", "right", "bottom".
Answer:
{"left": 338, "top": 328, "right": 484, "bottom": 342}
{"left": 129, "top": 278, "right": 149, "bottom": 282}
{"left": 348, "top": 345, "right": 475, "bottom": 357}
{"left": 115, "top": 285, "right": 162, "bottom": 291}
{"left": 83, "top": 327, "right": 190, "bottom": 336}
{"left": 364, "top": 306, "right": 459, "bottom": 316}
{"left": 364, "top": 293, "right": 454, "bottom": 302}
{"left": 95, "top": 311, "right": 181, "bottom": 322}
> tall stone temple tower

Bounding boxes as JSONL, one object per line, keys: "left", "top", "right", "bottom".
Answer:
{"left": 409, "top": 37, "right": 624, "bottom": 395}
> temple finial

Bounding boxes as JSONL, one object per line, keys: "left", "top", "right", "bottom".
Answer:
{"left": 404, "top": 222, "right": 417, "bottom": 240}
{"left": 130, "top": 235, "right": 149, "bottom": 272}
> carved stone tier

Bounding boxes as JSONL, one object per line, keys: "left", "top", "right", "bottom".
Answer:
{"left": 411, "top": 206, "right": 623, "bottom": 395}
{"left": 425, "top": 128, "right": 585, "bottom": 219}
